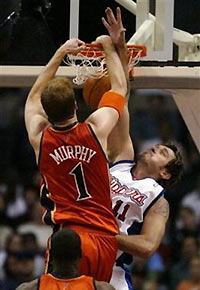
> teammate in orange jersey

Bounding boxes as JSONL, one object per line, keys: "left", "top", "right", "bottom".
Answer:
{"left": 24, "top": 35, "right": 127, "bottom": 281}
{"left": 15, "top": 229, "right": 115, "bottom": 290}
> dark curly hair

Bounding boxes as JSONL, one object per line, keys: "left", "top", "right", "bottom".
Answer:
{"left": 159, "top": 142, "right": 184, "bottom": 189}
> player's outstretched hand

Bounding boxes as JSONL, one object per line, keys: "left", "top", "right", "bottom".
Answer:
{"left": 102, "top": 7, "right": 126, "bottom": 48}
{"left": 59, "top": 38, "right": 85, "bottom": 55}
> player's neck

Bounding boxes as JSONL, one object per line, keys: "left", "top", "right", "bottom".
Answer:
{"left": 133, "top": 163, "right": 158, "bottom": 180}
{"left": 53, "top": 262, "right": 80, "bottom": 279}
{"left": 54, "top": 115, "right": 78, "bottom": 127}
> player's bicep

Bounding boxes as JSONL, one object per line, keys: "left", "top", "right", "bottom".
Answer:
{"left": 86, "top": 107, "right": 119, "bottom": 140}
{"left": 141, "top": 198, "right": 169, "bottom": 247}
{"left": 25, "top": 100, "right": 49, "bottom": 147}
{"left": 107, "top": 105, "right": 134, "bottom": 163}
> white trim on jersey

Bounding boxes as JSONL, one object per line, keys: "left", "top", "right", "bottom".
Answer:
{"left": 110, "top": 160, "right": 165, "bottom": 290}
{"left": 110, "top": 265, "right": 132, "bottom": 290}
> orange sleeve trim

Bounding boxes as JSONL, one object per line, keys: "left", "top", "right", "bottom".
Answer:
{"left": 98, "top": 91, "right": 125, "bottom": 117}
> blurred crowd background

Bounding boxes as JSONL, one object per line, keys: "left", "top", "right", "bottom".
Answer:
{"left": 0, "top": 0, "right": 200, "bottom": 290}
{"left": 0, "top": 87, "right": 200, "bottom": 290}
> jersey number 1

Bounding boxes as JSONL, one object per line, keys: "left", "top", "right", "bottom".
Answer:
{"left": 70, "top": 162, "right": 92, "bottom": 201}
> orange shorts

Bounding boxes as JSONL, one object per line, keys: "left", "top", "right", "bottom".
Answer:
{"left": 45, "top": 225, "right": 117, "bottom": 282}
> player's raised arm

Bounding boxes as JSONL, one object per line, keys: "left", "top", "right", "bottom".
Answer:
{"left": 116, "top": 197, "right": 169, "bottom": 258}
{"left": 102, "top": 7, "right": 134, "bottom": 163}
{"left": 86, "top": 35, "right": 127, "bottom": 152}
{"left": 25, "top": 38, "right": 85, "bottom": 155}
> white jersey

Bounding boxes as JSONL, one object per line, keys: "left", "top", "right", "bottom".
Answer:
{"left": 109, "top": 161, "right": 165, "bottom": 290}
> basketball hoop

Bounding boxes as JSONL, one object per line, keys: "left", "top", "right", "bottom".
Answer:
{"left": 63, "top": 43, "right": 147, "bottom": 85}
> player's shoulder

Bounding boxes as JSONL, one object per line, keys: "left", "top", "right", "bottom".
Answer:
{"left": 95, "top": 280, "right": 115, "bottom": 290}
{"left": 139, "top": 177, "right": 164, "bottom": 194}
{"left": 109, "top": 160, "right": 134, "bottom": 173}
{"left": 148, "top": 196, "right": 169, "bottom": 219}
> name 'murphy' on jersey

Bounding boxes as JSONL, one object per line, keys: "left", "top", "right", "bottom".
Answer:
{"left": 49, "top": 145, "right": 97, "bottom": 165}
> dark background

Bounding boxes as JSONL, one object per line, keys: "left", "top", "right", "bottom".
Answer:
{"left": 0, "top": 0, "right": 200, "bottom": 64}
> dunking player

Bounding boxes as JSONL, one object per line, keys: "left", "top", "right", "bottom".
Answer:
{"left": 24, "top": 36, "right": 127, "bottom": 281}
{"left": 15, "top": 229, "right": 115, "bottom": 290}
{"left": 102, "top": 7, "right": 183, "bottom": 289}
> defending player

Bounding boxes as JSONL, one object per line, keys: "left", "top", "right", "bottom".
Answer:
{"left": 102, "top": 7, "right": 183, "bottom": 289}
{"left": 24, "top": 36, "right": 127, "bottom": 281}
{"left": 15, "top": 229, "right": 115, "bottom": 290}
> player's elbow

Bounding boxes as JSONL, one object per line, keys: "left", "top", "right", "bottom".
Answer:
{"left": 142, "top": 245, "right": 154, "bottom": 259}
{"left": 141, "top": 241, "right": 157, "bottom": 259}
{"left": 111, "top": 81, "right": 127, "bottom": 97}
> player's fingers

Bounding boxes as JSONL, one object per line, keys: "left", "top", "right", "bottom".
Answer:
{"left": 70, "top": 45, "right": 86, "bottom": 55}
{"left": 116, "top": 7, "right": 122, "bottom": 24}
{"left": 120, "top": 28, "right": 126, "bottom": 33}
{"left": 105, "top": 7, "right": 117, "bottom": 25}
{"left": 77, "top": 39, "right": 85, "bottom": 46}
{"left": 77, "top": 44, "right": 86, "bottom": 50}
{"left": 102, "top": 17, "right": 110, "bottom": 31}
{"left": 105, "top": 9, "right": 113, "bottom": 25}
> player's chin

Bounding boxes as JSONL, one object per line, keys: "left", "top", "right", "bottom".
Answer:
{"left": 138, "top": 151, "right": 150, "bottom": 162}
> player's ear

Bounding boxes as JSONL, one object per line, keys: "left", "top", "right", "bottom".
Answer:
{"left": 160, "top": 169, "right": 171, "bottom": 180}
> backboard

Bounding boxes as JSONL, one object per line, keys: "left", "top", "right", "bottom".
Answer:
{"left": 69, "top": 0, "right": 200, "bottom": 62}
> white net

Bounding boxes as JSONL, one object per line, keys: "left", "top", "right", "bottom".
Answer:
{"left": 63, "top": 45, "right": 145, "bottom": 85}
{"left": 63, "top": 53, "right": 107, "bottom": 85}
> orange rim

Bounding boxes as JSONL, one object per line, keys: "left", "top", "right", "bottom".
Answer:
{"left": 79, "top": 43, "right": 147, "bottom": 58}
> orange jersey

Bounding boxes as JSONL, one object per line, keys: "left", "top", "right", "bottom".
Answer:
{"left": 39, "top": 274, "right": 95, "bottom": 290}
{"left": 39, "top": 122, "right": 118, "bottom": 235}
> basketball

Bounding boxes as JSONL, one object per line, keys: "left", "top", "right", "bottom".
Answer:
{"left": 83, "top": 76, "right": 111, "bottom": 110}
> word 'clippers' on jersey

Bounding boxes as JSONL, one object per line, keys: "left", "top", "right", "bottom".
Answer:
{"left": 110, "top": 161, "right": 165, "bottom": 235}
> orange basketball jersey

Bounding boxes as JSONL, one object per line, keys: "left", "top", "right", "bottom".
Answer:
{"left": 39, "top": 122, "right": 118, "bottom": 235}
{"left": 39, "top": 274, "right": 96, "bottom": 290}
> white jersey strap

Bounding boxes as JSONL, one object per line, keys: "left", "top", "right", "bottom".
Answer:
{"left": 143, "top": 189, "right": 165, "bottom": 216}
{"left": 110, "top": 160, "right": 134, "bottom": 168}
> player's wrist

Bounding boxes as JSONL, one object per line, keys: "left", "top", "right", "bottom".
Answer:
{"left": 96, "top": 35, "right": 115, "bottom": 51}
{"left": 55, "top": 48, "right": 67, "bottom": 59}
{"left": 116, "top": 42, "right": 126, "bottom": 51}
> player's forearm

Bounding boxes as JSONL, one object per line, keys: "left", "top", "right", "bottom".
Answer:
{"left": 116, "top": 234, "right": 157, "bottom": 259}
{"left": 117, "top": 44, "right": 130, "bottom": 103}
{"left": 117, "top": 44, "right": 128, "bottom": 78}
{"left": 27, "top": 47, "right": 66, "bottom": 102}
{"left": 103, "top": 42, "right": 127, "bottom": 97}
